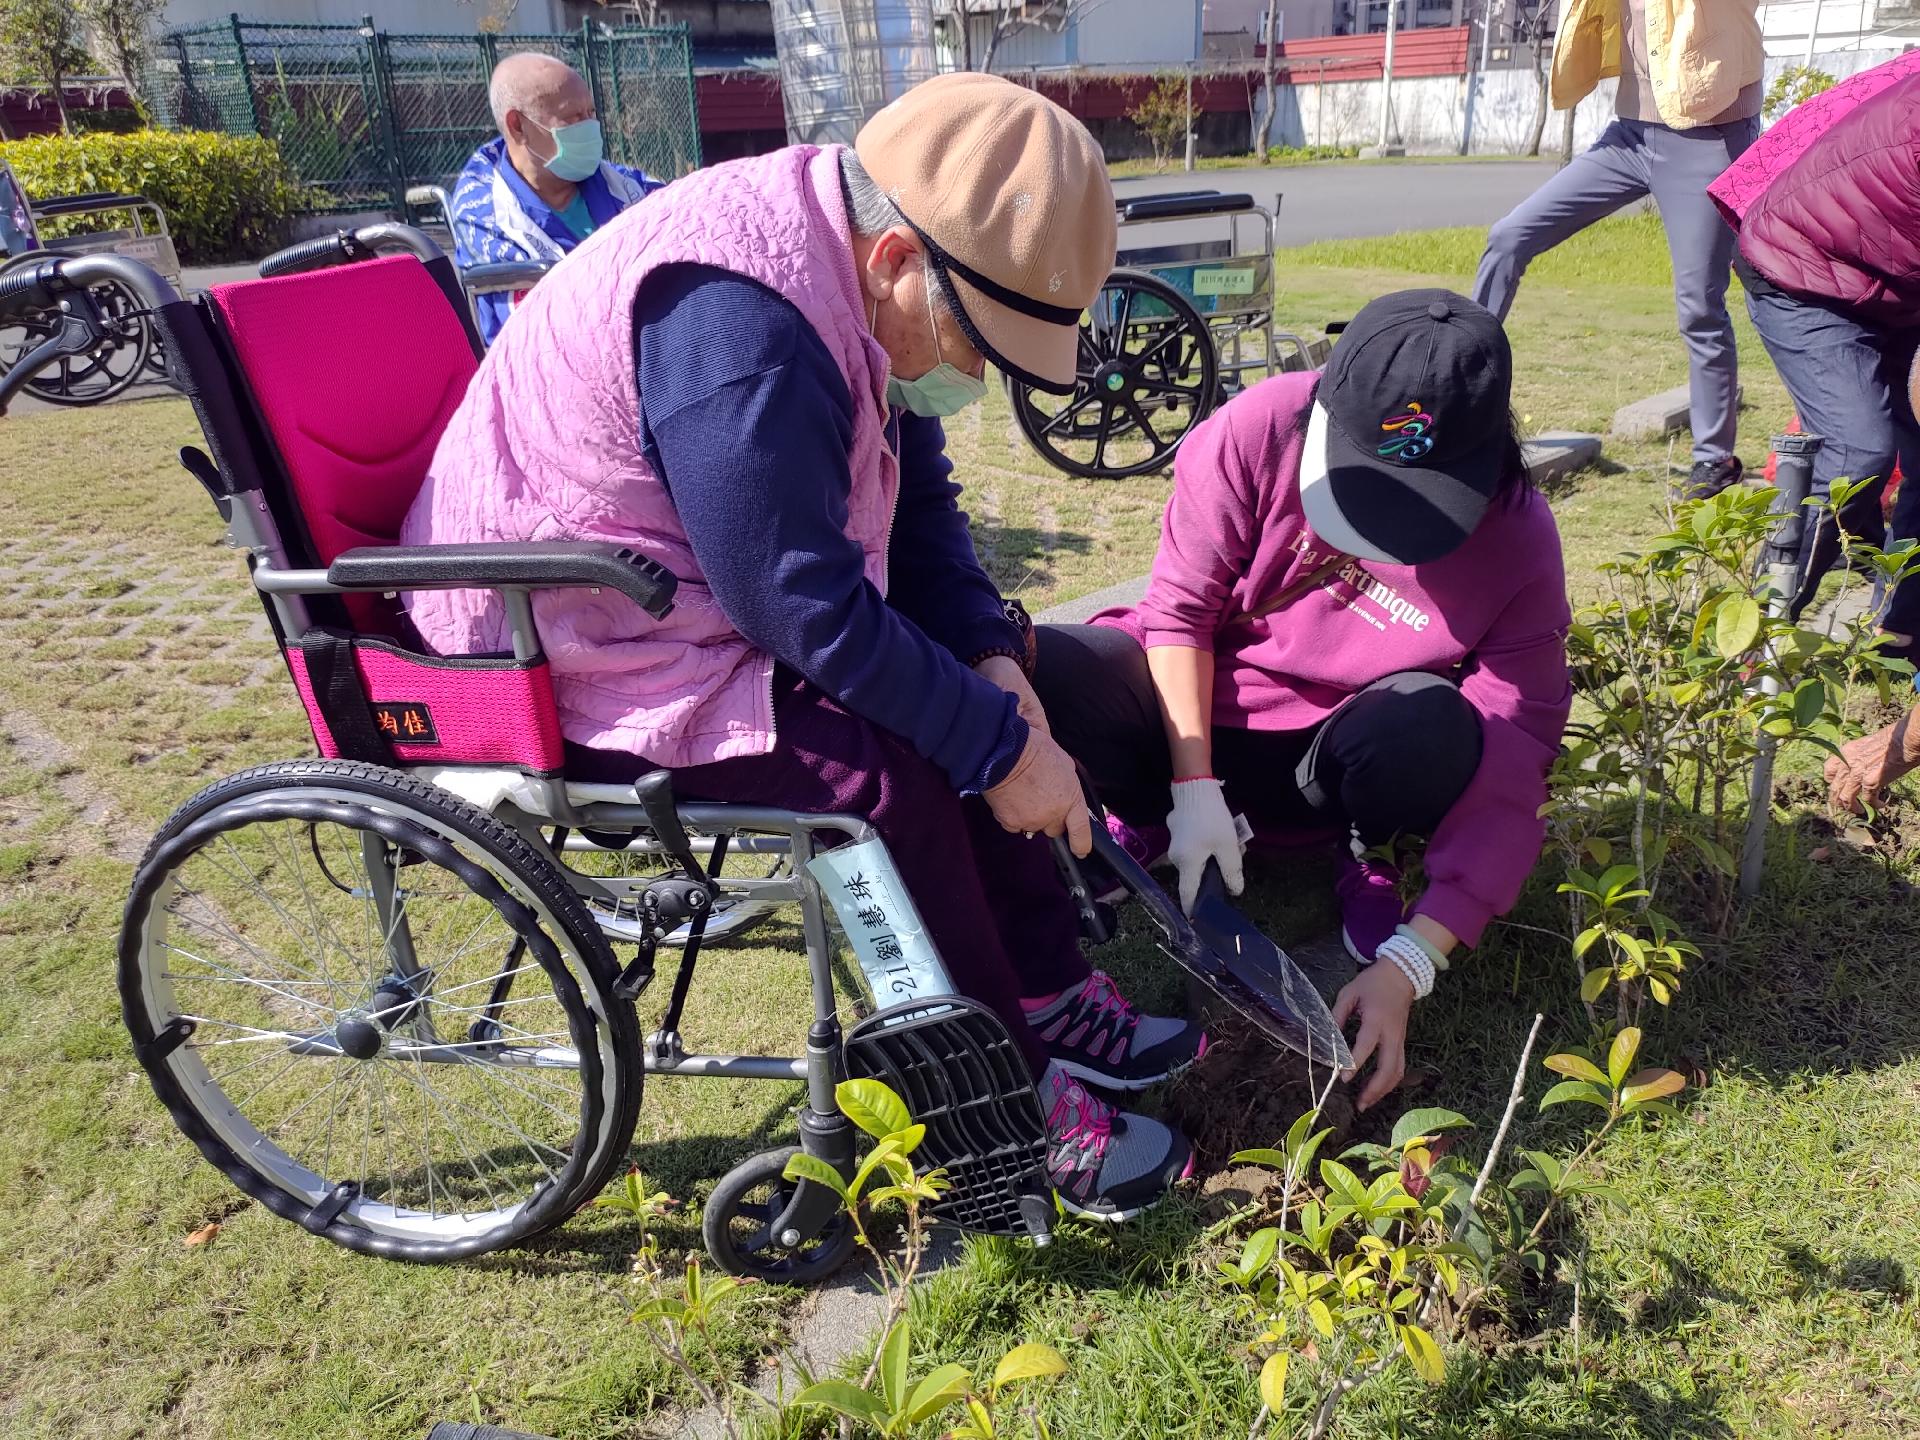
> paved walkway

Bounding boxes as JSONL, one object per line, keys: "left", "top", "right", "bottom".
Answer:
{"left": 1112, "top": 157, "right": 1561, "bottom": 250}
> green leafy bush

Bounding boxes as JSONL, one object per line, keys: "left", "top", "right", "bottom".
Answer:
{"left": 1763, "top": 65, "right": 1837, "bottom": 121}
{"left": 0, "top": 129, "right": 301, "bottom": 263}
{"left": 1268, "top": 143, "right": 1361, "bottom": 163}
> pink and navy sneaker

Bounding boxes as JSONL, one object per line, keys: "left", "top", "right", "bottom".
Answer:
{"left": 1041, "top": 1064, "right": 1194, "bottom": 1223}
{"left": 1335, "top": 839, "right": 1408, "bottom": 965}
{"left": 1026, "top": 969, "right": 1207, "bottom": 1090}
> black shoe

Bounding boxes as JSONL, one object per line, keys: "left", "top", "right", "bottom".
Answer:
{"left": 1675, "top": 455, "right": 1744, "bottom": 502}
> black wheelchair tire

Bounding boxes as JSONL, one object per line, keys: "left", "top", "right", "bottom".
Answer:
{"left": 120, "top": 758, "right": 644, "bottom": 1263}
{"left": 704, "top": 1145, "right": 859, "bottom": 1284}
{"left": 0, "top": 251, "right": 153, "bottom": 407}
{"left": 1009, "top": 267, "right": 1219, "bottom": 480}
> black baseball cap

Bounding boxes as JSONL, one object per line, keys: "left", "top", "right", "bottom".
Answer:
{"left": 1299, "top": 288, "right": 1513, "bottom": 567}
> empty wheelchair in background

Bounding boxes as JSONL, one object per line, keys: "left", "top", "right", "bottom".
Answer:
{"left": 1008, "top": 190, "right": 1324, "bottom": 480}
{"left": 0, "top": 223, "right": 1066, "bottom": 1281}
{"left": 0, "top": 157, "right": 181, "bottom": 406}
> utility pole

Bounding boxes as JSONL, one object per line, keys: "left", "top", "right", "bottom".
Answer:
{"left": 1375, "top": 0, "right": 1400, "bottom": 151}
{"left": 1460, "top": 0, "right": 1496, "bottom": 155}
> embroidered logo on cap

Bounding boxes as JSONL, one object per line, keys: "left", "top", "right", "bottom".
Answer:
{"left": 1377, "top": 402, "right": 1435, "bottom": 463}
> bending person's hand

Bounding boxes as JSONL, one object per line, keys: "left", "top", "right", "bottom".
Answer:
{"left": 1332, "top": 960, "right": 1414, "bottom": 1112}
{"left": 985, "top": 728, "right": 1092, "bottom": 855}
{"left": 1826, "top": 705, "right": 1920, "bottom": 815}
{"left": 1165, "top": 777, "right": 1244, "bottom": 914}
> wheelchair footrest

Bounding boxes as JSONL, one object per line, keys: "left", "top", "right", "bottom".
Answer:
{"left": 843, "top": 997, "right": 1052, "bottom": 1244}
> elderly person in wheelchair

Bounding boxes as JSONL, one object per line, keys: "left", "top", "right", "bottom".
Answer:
{"left": 402, "top": 73, "right": 1203, "bottom": 1221}
{"left": 450, "top": 52, "right": 663, "bottom": 345}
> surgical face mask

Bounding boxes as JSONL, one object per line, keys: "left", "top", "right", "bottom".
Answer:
{"left": 526, "top": 115, "right": 603, "bottom": 183}
{"left": 882, "top": 274, "right": 988, "bottom": 418}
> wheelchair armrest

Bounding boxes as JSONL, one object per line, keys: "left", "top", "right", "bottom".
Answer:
{"left": 462, "top": 261, "right": 552, "bottom": 295}
{"left": 327, "top": 542, "right": 678, "bottom": 619}
{"left": 1118, "top": 192, "right": 1257, "bottom": 222}
{"left": 32, "top": 192, "right": 148, "bottom": 217}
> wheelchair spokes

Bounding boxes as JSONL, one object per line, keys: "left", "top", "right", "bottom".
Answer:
{"left": 122, "top": 762, "right": 640, "bottom": 1259}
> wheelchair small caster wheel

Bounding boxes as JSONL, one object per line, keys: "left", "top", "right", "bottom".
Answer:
{"left": 704, "top": 1146, "right": 857, "bottom": 1284}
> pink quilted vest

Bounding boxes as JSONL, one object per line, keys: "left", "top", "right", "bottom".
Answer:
{"left": 1710, "top": 50, "right": 1920, "bottom": 228}
{"left": 400, "top": 146, "right": 898, "bottom": 766}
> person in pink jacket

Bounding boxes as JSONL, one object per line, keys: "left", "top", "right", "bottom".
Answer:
{"left": 1035, "top": 291, "right": 1574, "bottom": 1109}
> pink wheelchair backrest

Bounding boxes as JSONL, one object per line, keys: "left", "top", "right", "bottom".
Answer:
{"left": 208, "top": 255, "right": 477, "bottom": 630}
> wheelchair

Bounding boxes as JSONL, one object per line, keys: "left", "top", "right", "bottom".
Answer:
{"left": 404, "top": 184, "right": 552, "bottom": 344}
{"left": 0, "top": 224, "right": 1342, "bottom": 1279}
{"left": 1008, "top": 190, "right": 1326, "bottom": 480}
{"left": 0, "top": 157, "right": 182, "bottom": 406}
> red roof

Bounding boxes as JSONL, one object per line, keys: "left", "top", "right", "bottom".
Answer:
{"left": 1273, "top": 24, "right": 1471, "bottom": 81}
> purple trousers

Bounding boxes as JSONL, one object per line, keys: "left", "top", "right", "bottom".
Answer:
{"left": 568, "top": 671, "right": 1088, "bottom": 1072}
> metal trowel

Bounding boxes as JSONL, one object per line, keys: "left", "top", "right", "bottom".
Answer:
{"left": 1054, "top": 825, "right": 1353, "bottom": 1074}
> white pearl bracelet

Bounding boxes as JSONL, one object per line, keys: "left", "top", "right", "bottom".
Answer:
{"left": 1375, "top": 934, "right": 1435, "bottom": 1000}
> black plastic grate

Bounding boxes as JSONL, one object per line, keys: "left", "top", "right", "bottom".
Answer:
{"left": 844, "top": 997, "right": 1050, "bottom": 1239}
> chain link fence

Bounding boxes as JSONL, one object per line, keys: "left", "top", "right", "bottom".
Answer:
{"left": 143, "top": 16, "right": 701, "bottom": 215}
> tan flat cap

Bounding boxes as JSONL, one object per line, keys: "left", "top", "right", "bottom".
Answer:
{"left": 856, "top": 72, "right": 1116, "bottom": 394}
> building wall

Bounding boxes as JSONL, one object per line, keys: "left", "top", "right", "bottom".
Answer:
{"left": 951, "top": 0, "right": 1203, "bottom": 68}
{"left": 1757, "top": 0, "right": 1919, "bottom": 58}
{"left": 1276, "top": 40, "right": 1915, "bottom": 154}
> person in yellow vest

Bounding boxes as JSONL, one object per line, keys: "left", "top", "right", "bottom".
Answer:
{"left": 1472, "top": 0, "right": 1764, "bottom": 501}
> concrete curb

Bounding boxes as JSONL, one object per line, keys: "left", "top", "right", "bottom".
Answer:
{"left": 1613, "top": 383, "right": 1743, "bottom": 441}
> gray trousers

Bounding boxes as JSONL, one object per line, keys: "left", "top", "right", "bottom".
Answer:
{"left": 1472, "top": 116, "right": 1760, "bottom": 463}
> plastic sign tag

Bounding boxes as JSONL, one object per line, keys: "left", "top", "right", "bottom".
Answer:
{"left": 1193, "top": 266, "right": 1257, "bottom": 297}
{"left": 807, "top": 838, "right": 954, "bottom": 1006}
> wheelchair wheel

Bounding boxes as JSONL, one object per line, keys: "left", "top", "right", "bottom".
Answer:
{"left": 0, "top": 252, "right": 153, "bottom": 406}
{"left": 120, "top": 759, "right": 643, "bottom": 1262}
{"left": 703, "top": 1146, "right": 858, "bottom": 1284}
{"left": 1010, "top": 267, "right": 1218, "bottom": 480}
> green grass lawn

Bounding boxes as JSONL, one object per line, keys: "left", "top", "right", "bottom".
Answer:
{"left": 2, "top": 214, "right": 1916, "bottom": 1440}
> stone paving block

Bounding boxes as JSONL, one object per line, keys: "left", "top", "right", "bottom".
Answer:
{"left": 1522, "top": 430, "right": 1604, "bottom": 484}
{"left": 1613, "top": 383, "right": 1743, "bottom": 441}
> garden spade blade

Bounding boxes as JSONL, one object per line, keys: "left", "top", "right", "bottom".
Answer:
{"left": 1075, "top": 828, "right": 1353, "bottom": 1073}
{"left": 1186, "top": 864, "right": 1352, "bottom": 1074}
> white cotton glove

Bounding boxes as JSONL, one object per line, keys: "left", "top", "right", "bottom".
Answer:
{"left": 1166, "top": 778, "right": 1246, "bottom": 915}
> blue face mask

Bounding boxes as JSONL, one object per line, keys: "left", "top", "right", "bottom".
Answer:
{"left": 883, "top": 279, "right": 988, "bottom": 419}
{"left": 528, "top": 116, "right": 603, "bottom": 184}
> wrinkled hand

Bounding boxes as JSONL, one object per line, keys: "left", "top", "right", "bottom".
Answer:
{"left": 985, "top": 728, "right": 1092, "bottom": 854}
{"left": 975, "top": 654, "right": 1050, "bottom": 735}
{"left": 1826, "top": 711, "right": 1920, "bottom": 815}
{"left": 1332, "top": 960, "right": 1414, "bottom": 1112}
{"left": 1166, "top": 777, "right": 1245, "bottom": 915}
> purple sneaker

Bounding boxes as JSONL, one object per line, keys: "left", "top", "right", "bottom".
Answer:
{"left": 1335, "top": 844, "right": 1407, "bottom": 965}
{"left": 1106, "top": 811, "right": 1170, "bottom": 869}
{"left": 1027, "top": 970, "right": 1207, "bottom": 1090}
{"left": 1041, "top": 1065, "right": 1194, "bottom": 1223}
{"left": 1075, "top": 813, "right": 1171, "bottom": 906}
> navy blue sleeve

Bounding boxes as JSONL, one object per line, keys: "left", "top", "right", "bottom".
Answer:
{"left": 885, "top": 414, "right": 1026, "bottom": 664}
{"left": 633, "top": 265, "right": 1027, "bottom": 792}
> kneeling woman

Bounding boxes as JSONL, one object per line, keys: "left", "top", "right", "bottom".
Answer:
{"left": 1036, "top": 290, "right": 1573, "bottom": 1109}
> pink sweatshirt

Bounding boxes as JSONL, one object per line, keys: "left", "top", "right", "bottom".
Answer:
{"left": 1097, "top": 372, "right": 1572, "bottom": 947}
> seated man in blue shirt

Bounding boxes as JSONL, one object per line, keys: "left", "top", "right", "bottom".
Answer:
{"left": 449, "top": 52, "right": 663, "bottom": 344}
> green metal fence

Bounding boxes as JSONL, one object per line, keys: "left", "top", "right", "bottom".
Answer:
{"left": 143, "top": 14, "right": 702, "bottom": 215}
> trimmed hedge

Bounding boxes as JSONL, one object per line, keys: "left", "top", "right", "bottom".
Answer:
{"left": 0, "top": 130, "right": 300, "bottom": 264}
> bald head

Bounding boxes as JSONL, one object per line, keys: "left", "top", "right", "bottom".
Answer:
{"left": 488, "top": 52, "right": 591, "bottom": 135}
